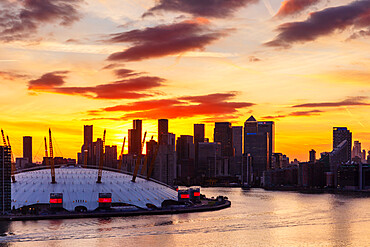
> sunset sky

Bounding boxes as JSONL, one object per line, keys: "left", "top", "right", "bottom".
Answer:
{"left": 0, "top": 0, "right": 369, "bottom": 162}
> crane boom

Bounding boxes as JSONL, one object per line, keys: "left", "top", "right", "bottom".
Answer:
{"left": 96, "top": 129, "right": 106, "bottom": 183}
{"left": 131, "top": 131, "right": 147, "bottom": 182}
{"left": 1, "top": 129, "right": 6, "bottom": 146}
{"left": 117, "top": 137, "right": 126, "bottom": 170}
{"left": 49, "top": 128, "right": 56, "bottom": 184}
{"left": 6, "top": 135, "right": 16, "bottom": 183}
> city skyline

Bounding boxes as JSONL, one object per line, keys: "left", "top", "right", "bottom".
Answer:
{"left": 0, "top": 0, "right": 369, "bottom": 162}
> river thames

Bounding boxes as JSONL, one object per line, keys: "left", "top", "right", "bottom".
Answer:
{"left": 0, "top": 188, "right": 369, "bottom": 247}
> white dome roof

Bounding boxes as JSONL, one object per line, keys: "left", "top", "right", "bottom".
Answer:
{"left": 11, "top": 167, "right": 177, "bottom": 211}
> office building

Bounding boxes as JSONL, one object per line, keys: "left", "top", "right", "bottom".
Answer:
{"left": 194, "top": 124, "right": 205, "bottom": 175}
{"left": 231, "top": 126, "right": 243, "bottom": 177}
{"left": 352, "top": 141, "right": 361, "bottom": 159}
{"left": 158, "top": 119, "right": 169, "bottom": 145}
{"left": 198, "top": 142, "right": 223, "bottom": 178}
{"left": 176, "top": 135, "right": 195, "bottom": 179}
{"left": 83, "top": 125, "right": 93, "bottom": 165}
{"left": 333, "top": 127, "right": 352, "bottom": 162}
{"left": 105, "top": 145, "right": 117, "bottom": 168}
{"left": 244, "top": 116, "right": 269, "bottom": 184}
{"left": 0, "top": 146, "right": 11, "bottom": 214}
{"left": 23, "top": 136, "right": 32, "bottom": 165}
{"left": 258, "top": 121, "right": 275, "bottom": 165}
{"left": 309, "top": 149, "right": 316, "bottom": 163}
{"left": 128, "top": 120, "right": 142, "bottom": 155}
{"left": 214, "top": 122, "right": 233, "bottom": 157}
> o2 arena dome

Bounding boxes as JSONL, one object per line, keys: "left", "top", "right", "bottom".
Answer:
{"left": 11, "top": 167, "right": 178, "bottom": 212}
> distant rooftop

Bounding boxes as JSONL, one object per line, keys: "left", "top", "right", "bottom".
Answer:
{"left": 246, "top": 115, "right": 257, "bottom": 122}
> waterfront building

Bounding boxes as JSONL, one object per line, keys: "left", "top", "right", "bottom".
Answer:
{"left": 128, "top": 120, "right": 142, "bottom": 155}
{"left": 194, "top": 124, "right": 205, "bottom": 176}
{"left": 309, "top": 149, "right": 316, "bottom": 163}
{"left": 352, "top": 141, "right": 361, "bottom": 159}
{"left": 158, "top": 119, "right": 169, "bottom": 145}
{"left": 333, "top": 127, "right": 352, "bottom": 162}
{"left": 244, "top": 116, "right": 269, "bottom": 184}
{"left": 83, "top": 125, "right": 93, "bottom": 165}
{"left": 176, "top": 135, "right": 195, "bottom": 181}
{"left": 23, "top": 136, "right": 32, "bottom": 165}
{"left": 257, "top": 121, "right": 275, "bottom": 166}
{"left": 231, "top": 126, "right": 243, "bottom": 177}
{"left": 198, "top": 142, "right": 222, "bottom": 178}
{"left": 0, "top": 146, "right": 11, "bottom": 214}
{"left": 214, "top": 122, "right": 233, "bottom": 157}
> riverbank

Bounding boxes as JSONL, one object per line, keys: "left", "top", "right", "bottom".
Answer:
{"left": 0, "top": 199, "right": 231, "bottom": 221}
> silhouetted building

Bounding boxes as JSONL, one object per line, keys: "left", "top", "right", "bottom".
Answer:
{"left": 176, "top": 135, "right": 195, "bottom": 180}
{"left": 352, "top": 141, "right": 361, "bottom": 159}
{"left": 105, "top": 145, "right": 117, "bottom": 168}
{"left": 198, "top": 142, "right": 222, "bottom": 178}
{"left": 1, "top": 146, "right": 11, "bottom": 214}
{"left": 214, "top": 122, "right": 233, "bottom": 157}
{"left": 231, "top": 126, "right": 243, "bottom": 177}
{"left": 150, "top": 134, "right": 177, "bottom": 185}
{"left": 309, "top": 149, "right": 316, "bottom": 163}
{"left": 95, "top": 138, "right": 103, "bottom": 167}
{"left": 194, "top": 124, "right": 205, "bottom": 176}
{"left": 258, "top": 121, "right": 275, "bottom": 165}
{"left": 23, "top": 136, "right": 32, "bottom": 165}
{"left": 271, "top": 153, "right": 283, "bottom": 169}
{"left": 83, "top": 125, "right": 93, "bottom": 165}
{"left": 128, "top": 120, "right": 142, "bottom": 155}
{"left": 158, "top": 119, "right": 169, "bottom": 145}
{"left": 333, "top": 127, "right": 352, "bottom": 162}
{"left": 244, "top": 116, "right": 269, "bottom": 184}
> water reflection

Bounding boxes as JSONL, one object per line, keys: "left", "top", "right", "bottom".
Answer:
{"left": 0, "top": 189, "right": 369, "bottom": 247}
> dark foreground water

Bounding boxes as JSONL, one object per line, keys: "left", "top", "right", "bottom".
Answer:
{"left": 1, "top": 188, "right": 369, "bottom": 247}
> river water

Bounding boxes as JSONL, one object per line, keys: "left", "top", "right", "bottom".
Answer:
{"left": 0, "top": 188, "right": 369, "bottom": 247}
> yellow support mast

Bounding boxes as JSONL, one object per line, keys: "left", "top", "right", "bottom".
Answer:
{"left": 49, "top": 128, "right": 56, "bottom": 184}
{"left": 117, "top": 137, "right": 126, "bottom": 171}
{"left": 131, "top": 131, "right": 147, "bottom": 182}
{"left": 96, "top": 129, "right": 106, "bottom": 183}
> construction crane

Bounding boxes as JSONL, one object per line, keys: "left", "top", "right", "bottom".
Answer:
{"left": 6, "top": 135, "right": 16, "bottom": 183}
{"left": 1, "top": 130, "right": 16, "bottom": 183}
{"left": 1, "top": 129, "right": 6, "bottom": 147}
{"left": 140, "top": 136, "right": 153, "bottom": 176}
{"left": 44, "top": 136, "right": 49, "bottom": 166}
{"left": 49, "top": 128, "right": 56, "bottom": 184}
{"left": 131, "top": 131, "right": 147, "bottom": 182}
{"left": 147, "top": 142, "right": 160, "bottom": 180}
{"left": 117, "top": 137, "right": 126, "bottom": 170}
{"left": 96, "top": 129, "right": 106, "bottom": 183}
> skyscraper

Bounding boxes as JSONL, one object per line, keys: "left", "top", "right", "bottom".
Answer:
{"left": 333, "top": 127, "right": 352, "bottom": 162}
{"left": 176, "top": 135, "right": 195, "bottom": 180}
{"left": 0, "top": 146, "right": 11, "bottom": 214}
{"left": 158, "top": 119, "right": 169, "bottom": 145}
{"left": 244, "top": 116, "right": 269, "bottom": 184}
{"left": 128, "top": 119, "right": 142, "bottom": 155}
{"left": 214, "top": 122, "right": 233, "bottom": 157}
{"left": 309, "top": 149, "right": 316, "bottom": 163}
{"left": 23, "top": 136, "right": 32, "bottom": 165}
{"left": 194, "top": 124, "right": 205, "bottom": 175}
{"left": 83, "top": 125, "right": 93, "bottom": 165}
{"left": 232, "top": 126, "right": 243, "bottom": 157}
{"left": 352, "top": 141, "right": 361, "bottom": 159}
{"left": 258, "top": 121, "right": 275, "bottom": 163}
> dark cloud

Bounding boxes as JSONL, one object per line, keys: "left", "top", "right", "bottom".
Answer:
{"left": 28, "top": 71, "right": 165, "bottom": 99}
{"left": 0, "top": 71, "right": 28, "bottom": 80}
{"left": 266, "top": 0, "right": 370, "bottom": 48}
{"left": 114, "top": 69, "right": 142, "bottom": 78}
{"left": 249, "top": 56, "right": 261, "bottom": 62}
{"left": 262, "top": 110, "right": 323, "bottom": 119}
{"left": 28, "top": 71, "right": 69, "bottom": 89}
{"left": 0, "top": 0, "right": 83, "bottom": 42}
{"left": 292, "top": 96, "right": 370, "bottom": 107}
{"left": 143, "top": 0, "right": 258, "bottom": 18}
{"left": 90, "top": 92, "right": 254, "bottom": 120}
{"left": 275, "top": 0, "right": 322, "bottom": 17}
{"left": 106, "top": 19, "right": 229, "bottom": 61}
